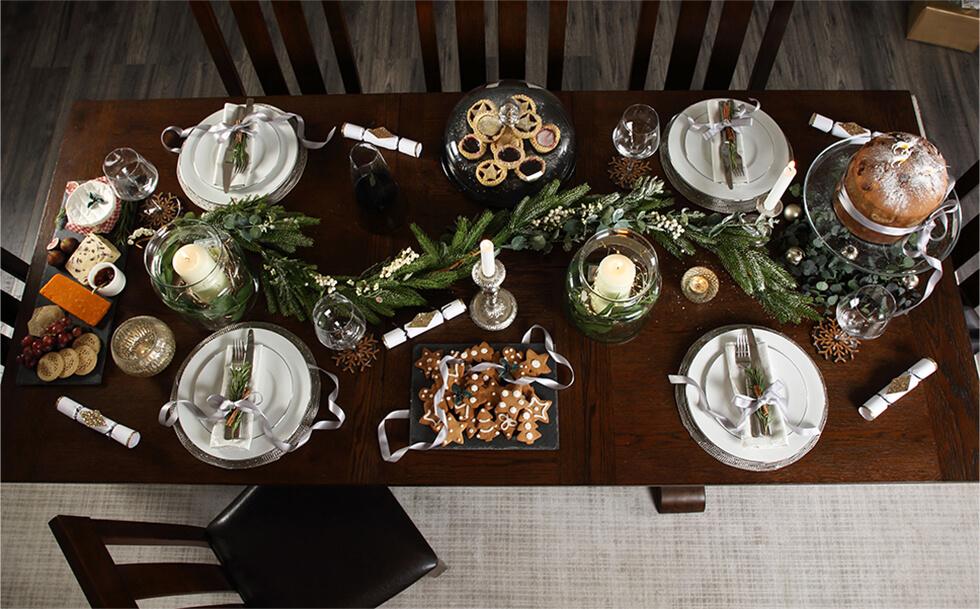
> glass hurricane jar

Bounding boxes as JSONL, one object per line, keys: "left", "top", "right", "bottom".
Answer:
{"left": 144, "top": 221, "right": 257, "bottom": 330}
{"left": 565, "top": 228, "right": 661, "bottom": 344}
{"left": 111, "top": 316, "right": 176, "bottom": 377}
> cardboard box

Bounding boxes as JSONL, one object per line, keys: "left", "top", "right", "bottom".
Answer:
{"left": 907, "top": 1, "right": 980, "bottom": 52}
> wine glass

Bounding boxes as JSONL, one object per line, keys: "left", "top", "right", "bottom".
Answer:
{"left": 103, "top": 148, "right": 159, "bottom": 201}
{"left": 313, "top": 293, "right": 366, "bottom": 351}
{"left": 836, "top": 284, "right": 896, "bottom": 340}
{"left": 350, "top": 143, "right": 403, "bottom": 233}
{"left": 612, "top": 104, "right": 660, "bottom": 159}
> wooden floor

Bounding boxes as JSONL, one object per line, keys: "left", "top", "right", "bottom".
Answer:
{"left": 1, "top": 0, "right": 977, "bottom": 260}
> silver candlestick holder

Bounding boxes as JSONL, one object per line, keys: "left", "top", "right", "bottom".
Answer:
{"left": 470, "top": 260, "right": 517, "bottom": 331}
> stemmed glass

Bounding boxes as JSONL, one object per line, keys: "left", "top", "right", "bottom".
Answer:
{"left": 103, "top": 148, "right": 158, "bottom": 201}
{"left": 350, "top": 143, "right": 403, "bottom": 233}
{"left": 836, "top": 284, "right": 896, "bottom": 340}
{"left": 612, "top": 104, "right": 660, "bottom": 159}
{"left": 312, "top": 293, "right": 366, "bottom": 351}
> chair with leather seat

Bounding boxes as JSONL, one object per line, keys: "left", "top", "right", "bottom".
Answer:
{"left": 50, "top": 486, "right": 444, "bottom": 608}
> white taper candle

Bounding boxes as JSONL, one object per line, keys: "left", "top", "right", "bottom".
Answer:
{"left": 479, "top": 240, "right": 496, "bottom": 277}
{"left": 762, "top": 160, "right": 797, "bottom": 212}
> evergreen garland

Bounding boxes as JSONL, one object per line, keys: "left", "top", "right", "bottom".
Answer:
{"left": 190, "top": 178, "right": 817, "bottom": 325}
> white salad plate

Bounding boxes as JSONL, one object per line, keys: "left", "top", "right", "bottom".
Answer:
{"left": 674, "top": 324, "right": 828, "bottom": 471}
{"left": 662, "top": 98, "right": 792, "bottom": 212}
{"left": 176, "top": 103, "right": 306, "bottom": 211}
{"left": 169, "top": 323, "right": 320, "bottom": 469}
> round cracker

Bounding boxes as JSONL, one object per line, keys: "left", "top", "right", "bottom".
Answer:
{"left": 73, "top": 333, "right": 101, "bottom": 354}
{"left": 74, "top": 345, "right": 98, "bottom": 376}
{"left": 37, "top": 352, "right": 64, "bottom": 382}
{"left": 58, "top": 348, "right": 79, "bottom": 378}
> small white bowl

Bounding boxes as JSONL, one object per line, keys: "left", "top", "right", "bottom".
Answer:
{"left": 88, "top": 262, "right": 126, "bottom": 297}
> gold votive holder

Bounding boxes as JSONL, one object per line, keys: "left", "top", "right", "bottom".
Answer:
{"left": 681, "top": 267, "right": 719, "bottom": 304}
{"left": 111, "top": 316, "right": 176, "bottom": 377}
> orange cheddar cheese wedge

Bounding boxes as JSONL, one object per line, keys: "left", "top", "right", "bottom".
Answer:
{"left": 39, "top": 274, "right": 110, "bottom": 327}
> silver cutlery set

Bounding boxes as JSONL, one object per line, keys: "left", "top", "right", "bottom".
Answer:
{"left": 719, "top": 99, "right": 746, "bottom": 189}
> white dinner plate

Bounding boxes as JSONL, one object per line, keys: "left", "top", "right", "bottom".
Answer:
{"left": 191, "top": 120, "right": 280, "bottom": 190}
{"left": 667, "top": 98, "right": 791, "bottom": 203}
{"left": 186, "top": 344, "right": 295, "bottom": 439}
{"left": 170, "top": 323, "right": 320, "bottom": 469}
{"left": 674, "top": 324, "right": 827, "bottom": 471}
{"left": 176, "top": 104, "right": 300, "bottom": 208}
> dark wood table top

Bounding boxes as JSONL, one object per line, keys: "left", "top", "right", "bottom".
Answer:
{"left": 3, "top": 91, "right": 977, "bottom": 485}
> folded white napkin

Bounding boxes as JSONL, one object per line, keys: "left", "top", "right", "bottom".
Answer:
{"left": 709, "top": 100, "right": 749, "bottom": 186}
{"left": 209, "top": 344, "right": 266, "bottom": 449}
{"left": 724, "top": 340, "right": 788, "bottom": 448}
{"left": 211, "top": 103, "right": 255, "bottom": 189}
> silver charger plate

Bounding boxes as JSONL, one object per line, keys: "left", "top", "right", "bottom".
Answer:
{"left": 168, "top": 322, "right": 321, "bottom": 469}
{"left": 673, "top": 324, "right": 828, "bottom": 472}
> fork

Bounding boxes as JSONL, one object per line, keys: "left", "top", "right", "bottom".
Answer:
{"left": 232, "top": 338, "right": 247, "bottom": 373}
{"left": 734, "top": 331, "right": 751, "bottom": 386}
{"left": 722, "top": 100, "right": 746, "bottom": 181}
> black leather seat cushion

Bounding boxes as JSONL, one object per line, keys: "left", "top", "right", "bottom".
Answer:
{"left": 206, "top": 486, "right": 438, "bottom": 608}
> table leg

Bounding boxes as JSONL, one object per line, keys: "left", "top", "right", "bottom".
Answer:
{"left": 650, "top": 486, "right": 706, "bottom": 513}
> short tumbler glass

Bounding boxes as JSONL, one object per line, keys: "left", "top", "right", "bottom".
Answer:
{"left": 612, "top": 104, "right": 660, "bottom": 159}
{"left": 836, "top": 284, "right": 896, "bottom": 340}
{"left": 313, "top": 293, "right": 366, "bottom": 351}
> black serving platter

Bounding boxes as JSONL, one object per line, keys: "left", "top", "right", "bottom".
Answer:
{"left": 441, "top": 80, "right": 576, "bottom": 208}
{"left": 408, "top": 342, "right": 559, "bottom": 450}
{"left": 14, "top": 182, "right": 130, "bottom": 386}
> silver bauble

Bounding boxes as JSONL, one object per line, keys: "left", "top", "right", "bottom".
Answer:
{"left": 784, "top": 246, "right": 805, "bottom": 266}
{"left": 783, "top": 203, "right": 802, "bottom": 222}
{"left": 841, "top": 245, "right": 859, "bottom": 261}
{"left": 902, "top": 274, "right": 920, "bottom": 289}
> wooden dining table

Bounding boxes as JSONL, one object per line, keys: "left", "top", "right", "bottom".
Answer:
{"left": 3, "top": 90, "right": 977, "bottom": 507}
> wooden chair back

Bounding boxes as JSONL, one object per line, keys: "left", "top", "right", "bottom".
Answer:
{"left": 952, "top": 161, "right": 980, "bottom": 310}
{"left": 631, "top": 0, "right": 795, "bottom": 90}
{"left": 49, "top": 515, "right": 240, "bottom": 609}
{"left": 189, "top": 0, "right": 361, "bottom": 96}
{"left": 1, "top": 247, "right": 27, "bottom": 372}
{"left": 415, "top": 0, "right": 568, "bottom": 91}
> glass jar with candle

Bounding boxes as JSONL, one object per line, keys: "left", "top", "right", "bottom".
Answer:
{"left": 144, "top": 221, "right": 257, "bottom": 330}
{"left": 565, "top": 228, "right": 661, "bottom": 343}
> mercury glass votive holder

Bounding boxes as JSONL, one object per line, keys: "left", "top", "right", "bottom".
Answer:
{"left": 111, "top": 316, "right": 176, "bottom": 377}
{"left": 565, "top": 228, "right": 661, "bottom": 344}
{"left": 144, "top": 221, "right": 257, "bottom": 330}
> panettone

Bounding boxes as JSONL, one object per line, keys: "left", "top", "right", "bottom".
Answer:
{"left": 834, "top": 132, "right": 948, "bottom": 244}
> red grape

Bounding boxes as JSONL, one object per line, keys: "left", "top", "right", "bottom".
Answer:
{"left": 21, "top": 346, "right": 33, "bottom": 359}
{"left": 20, "top": 335, "right": 33, "bottom": 347}
{"left": 72, "top": 327, "right": 83, "bottom": 338}
{"left": 31, "top": 342, "right": 44, "bottom": 355}
{"left": 41, "top": 335, "right": 55, "bottom": 348}
{"left": 57, "top": 333, "right": 72, "bottom": 347}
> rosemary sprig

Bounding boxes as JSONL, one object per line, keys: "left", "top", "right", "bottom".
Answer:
{"left": 224, "top": 362, "right": 251, "bottom": 438}
{"left": 745, "top": 366, "right": 771, "bottom": 436}
{"left": 231, "top": 136, "right": 249, "bottom": 175}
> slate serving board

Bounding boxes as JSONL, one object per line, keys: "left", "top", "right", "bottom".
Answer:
{"left": 408, "top": 342, "right": 559, "bottom": 450}
{"left": 14, "top": 183, "right": 129, "bottom": 386}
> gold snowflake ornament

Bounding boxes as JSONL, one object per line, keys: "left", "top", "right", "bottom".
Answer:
{"left": 332, "top": 334, "right": 381, "bottom": 373}
{"left": 607, "top": 157, "right": 652, "bottom": 189}
{"left": 811, "top": 316, "right": 860, "bottom": 363}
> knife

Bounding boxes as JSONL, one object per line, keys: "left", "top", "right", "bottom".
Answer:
{"left": 244, "top": 328, "right": 256, "bottom": 391}
{"left": 722, "top": 100, "right": 746, "bottom": 187}
{"left": 220, "top": 109, "right": 238, "bottom": 194}
{"left": 720, "top": 139, "right": 734, "bottom": 190}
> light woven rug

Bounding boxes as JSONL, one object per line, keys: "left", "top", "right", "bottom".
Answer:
{"left": 1, "top": 483, "right": 977, "bottom": 609}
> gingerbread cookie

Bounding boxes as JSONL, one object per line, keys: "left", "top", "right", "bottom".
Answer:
{"left": 518, "top": 349, "right": 551, "bottom": 378}
{"left": 415, "top": 348, "right": 443, "bottom": 378}
{"left": 476, "top": 159, "right": 507, "bottom": 187}
{"left": 515, "top": 414, "right": 542, "bottom": 445}
{"left": 474, "top": 408, "right": 500, "bottom": 442}
{"left": 496, "top": 413, "right": 519, "bottom": 439}
{"left": 527, "top": 394, "right": 552, "bottom": 424}
{"left": 420, "top": 400, "right": 445, "bottom": 433}
{"left": 441, "top": 413, "right": 466, "bottom": 446}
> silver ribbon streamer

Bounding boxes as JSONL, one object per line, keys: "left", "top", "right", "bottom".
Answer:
{"left": 687, "top": 98, "right": 760, "bottom": 141}
{"left": 160, "top": 108, "right": 336, "bottom": 153}
{"left": 378, "top": 325, "right": 574, "bottom": 463}
{"left": 837, "top": 177, "right": 958, "bottom": 315}
{"left": 159, "top": 365, "right": 344, "bottom": 454}
{"left": 668, "top": 375, "right": 821, "bottom": 438}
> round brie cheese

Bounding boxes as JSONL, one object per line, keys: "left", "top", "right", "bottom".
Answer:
{"left": 65, "top": 180, "right": 117, "bottom": 228}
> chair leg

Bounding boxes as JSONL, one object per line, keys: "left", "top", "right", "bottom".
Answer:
{"left": 428, "top": 558, "right": 449, "bottom": 578}
{"left": 649, "top": 486, "right": 706, "bottom": 513}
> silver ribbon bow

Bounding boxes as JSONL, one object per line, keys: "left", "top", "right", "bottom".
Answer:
{"left": 668, "top": 375, "right": 821, "bottom": 438}
{"left": 161, "top": 108, "right": 336, "bottom": 153}
{"left": 687, "top": 98, "right": 760, "bottom": 141}
{"left": 378, "top": 325, "right": 574, "bottom": 463}
{"left": 159, "top": 365, "right": 344, "bottom": 455}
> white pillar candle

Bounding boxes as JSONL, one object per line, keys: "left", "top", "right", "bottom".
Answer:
{"left": 172, "top": 243, "right": 229, "bottom": 304}
{"left": 479, "top": 239, "right": 496, "bottom": 277}
{"left": 762, "top": 160, "right": 797, "bottom": 212}
{"left": 590, "top": 253, "right": 636, "bottom": 313}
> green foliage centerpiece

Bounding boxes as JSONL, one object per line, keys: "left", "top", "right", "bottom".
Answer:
{"left": 188, "top": 177, "right": 817, "bottom": 326}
